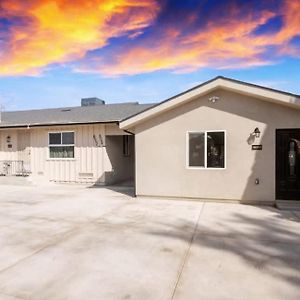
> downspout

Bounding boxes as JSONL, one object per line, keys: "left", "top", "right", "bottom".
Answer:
{"left": 123, "top": 129, "right": 136, "bottom": 197}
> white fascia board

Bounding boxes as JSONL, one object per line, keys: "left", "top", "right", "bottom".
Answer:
{"left": 220, "top": 79, "right": 300, "bottom": 107}
{"left": 119, "top": 78, "right": 300, "bottom": 129}
{"left": 120, "top": 79, "right": 220, "bottom": 129}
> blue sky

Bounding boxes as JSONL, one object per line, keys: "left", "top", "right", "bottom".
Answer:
{"left": 0, "top": 0, "right": 300, "bottom": 110}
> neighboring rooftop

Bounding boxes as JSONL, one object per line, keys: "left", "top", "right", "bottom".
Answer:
{"left": 0, "top": 100, "right": 154, "bottom": 128}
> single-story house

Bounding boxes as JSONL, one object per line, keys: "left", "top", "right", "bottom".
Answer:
{"left": 0, "top": 98, "right": 153, "bottom": 185}
{"left": 1, "top": 76, "right": 300, "bottom": 205}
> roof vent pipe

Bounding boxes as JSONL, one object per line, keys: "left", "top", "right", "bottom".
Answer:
{"left": 81, "top": 97, "right": 105, "bottom": 107}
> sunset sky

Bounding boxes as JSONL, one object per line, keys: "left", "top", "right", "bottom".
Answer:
{"left": 0, "top": 0, "right": 300, "bottom": 110}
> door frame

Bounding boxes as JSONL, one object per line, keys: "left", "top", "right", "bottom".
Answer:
{"left": 276, "top": 128, "right": 300, "bottom": 200}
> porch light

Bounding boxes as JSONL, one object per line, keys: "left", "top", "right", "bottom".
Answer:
{"left": 254, "top": 128, "right": 261, "bottom": 138}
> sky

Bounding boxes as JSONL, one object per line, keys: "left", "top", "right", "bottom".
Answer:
{"left": 0, "top": 0, "right": 300, "bottom": 111}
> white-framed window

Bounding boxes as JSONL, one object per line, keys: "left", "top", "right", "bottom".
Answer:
{"left": 187, "top": 130, "right": 226, "bottom": 169}
{"left": 48, "top": 131, "right": 75, "bottom": 159}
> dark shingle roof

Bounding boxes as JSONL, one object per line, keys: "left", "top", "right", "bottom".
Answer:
{"left": 0, "top": 102, "right": 154, "bottom": 128}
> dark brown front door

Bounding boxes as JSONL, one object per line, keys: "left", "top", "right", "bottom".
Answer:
{"left": 276, "top": 129, "right": 300, "bottom": 200}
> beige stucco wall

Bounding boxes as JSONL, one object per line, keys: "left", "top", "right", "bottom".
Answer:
{"left": 0, "top": 123, "right": 129, "bottom": 184}
{"left": 133, "top": 89, "right": 300, "bottom": 203}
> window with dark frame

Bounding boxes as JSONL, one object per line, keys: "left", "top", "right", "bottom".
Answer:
{"left": 123, "top": 135, "right": 130, "bottom": 157}
{"left": 188, "top": 131, "right": 225, "bottom": 168}
{"left": 49, "top": 132, "right": 75, "bottom": 159}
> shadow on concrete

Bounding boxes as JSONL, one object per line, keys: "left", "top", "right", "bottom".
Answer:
{"left": 87, "top": 184, "right": 135, "bottom": 197}
{"left": 146, "top": 205, "right": 300, "bottom": 287}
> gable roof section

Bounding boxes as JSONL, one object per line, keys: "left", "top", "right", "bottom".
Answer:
{"left": 119, "top": 76, "right": 300, "bottom": 129}
{"left": 0, "top": 102, "right": 154, "bottom": 129}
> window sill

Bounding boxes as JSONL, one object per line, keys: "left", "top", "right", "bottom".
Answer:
{"left": 186, "top": 166, "right": 226, "bottom": 170}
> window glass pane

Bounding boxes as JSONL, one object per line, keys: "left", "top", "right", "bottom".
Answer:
{"left": 207, "top": 132, "right": 225, "bottom": 168}
{"left": 49, "top": 146, "right": 74, "bottom": 158}
{"left": 62, "top": 132, "right": 74, "bottom": 145}
{"left": 49, "top": 133, "right": 61, "bottom": 145}
{"left": 189, "top": 133, "right": 205, "bottom": 167}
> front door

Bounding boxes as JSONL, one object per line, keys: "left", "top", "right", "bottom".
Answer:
{"left": 276, "top": 129, "right": 300, "bottom": 200}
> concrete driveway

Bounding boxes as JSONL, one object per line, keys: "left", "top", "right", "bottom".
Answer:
{"left": 0, "top": 183, "right": 300, "bottom": 300}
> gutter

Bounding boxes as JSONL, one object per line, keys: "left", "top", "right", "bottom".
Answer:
{"left": 0, "top": 120, "right": 119, "bottom": 130}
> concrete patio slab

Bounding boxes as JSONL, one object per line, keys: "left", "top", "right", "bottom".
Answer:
{"left": 0, "top": 294, "right": 20, "bottom": 300}
{"left": 196, "top": 202, "right": 300, "bottom": 243}
{"left": 169, "top": 203, "right": 300, "bottom": 300}
{"left": 173, "top": 234, "right": 300, "bottom": 300}
{"left": 0, "top": 222, "right": 191, "bottom": 300}
{"left": 0, "top": 184, "right": 299, "bottom": 300}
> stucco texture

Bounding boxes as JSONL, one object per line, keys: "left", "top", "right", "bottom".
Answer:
{"left": 133, "top": 89, "right": 300, "bottom": 203}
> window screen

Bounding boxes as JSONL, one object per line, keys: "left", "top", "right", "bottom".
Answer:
{"left": 188, "top": 133, "right": 205, "bottom": 167}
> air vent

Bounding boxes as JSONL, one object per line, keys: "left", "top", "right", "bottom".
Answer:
{"left": 78, "top": 172, "right": 94, "bottom": 178}
{"left": 81, "top": 98, "right": 105, "bottom": 106}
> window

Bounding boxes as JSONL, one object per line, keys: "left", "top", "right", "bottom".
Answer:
{"left": 189, "top": 133, "right": 205, "bottom": 167}
{"left": 187, "top": 131, "right": 225, "bottom": 169}
{"left": 49, "top": 132, "right": 75, "bottom": 159}
{"left": 123, "top": 135, "right": 130, "bottom": 157}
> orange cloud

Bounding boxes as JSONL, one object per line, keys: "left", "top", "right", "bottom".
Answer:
{"left": 0, "top": 0, "right": 159, "bottom": 75}
{"left": 1, "top": 0, "right": 300, "bottom": 77}
{"left": 78, "top": 0, "right": 300, "bottom": 76}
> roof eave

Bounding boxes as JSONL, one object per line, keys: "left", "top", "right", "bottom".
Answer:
{"left": 0, "top": 120, "right": 119, "bottom": 129}
{"left": 120, "top": 77, "right": 300, "bottom": 129}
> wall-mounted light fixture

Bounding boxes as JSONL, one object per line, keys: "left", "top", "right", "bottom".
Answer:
{"left": 253, "top": 128, "right": 261, "bottom": 138}
{"left": 208, "top": 96, "right": 219, "bottom": 103}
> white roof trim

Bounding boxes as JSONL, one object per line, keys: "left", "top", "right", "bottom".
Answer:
{"left": 119, "top": 77, "right": 300, "bottom": 129}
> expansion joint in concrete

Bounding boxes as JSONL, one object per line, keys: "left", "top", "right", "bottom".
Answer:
{"left": 170, "top": 202, "right": 205, "bottom": 300}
